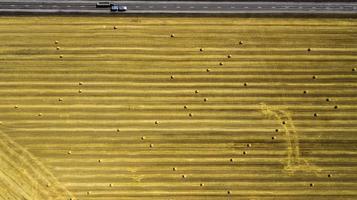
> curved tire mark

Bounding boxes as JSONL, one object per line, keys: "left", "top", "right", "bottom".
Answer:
{"left": 260, "top": 103, "right": 321, "bottom": 175}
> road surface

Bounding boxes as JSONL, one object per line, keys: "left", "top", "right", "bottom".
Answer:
{"left": 0, "top": 0, "right": 357, "bottom": 14}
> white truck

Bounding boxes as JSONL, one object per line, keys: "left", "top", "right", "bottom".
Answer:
{"left": 96, "top": 1, "right": 127, "bottom": 11}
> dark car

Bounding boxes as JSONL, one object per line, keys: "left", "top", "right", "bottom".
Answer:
{"left": 111, "top": 4, "right": 127, "bottom": 11}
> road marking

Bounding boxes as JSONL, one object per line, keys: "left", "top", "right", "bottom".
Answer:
{"left": 189, "top": 6, "right": 194, "bottom": 9}
{"left": 135, "top": 6, "right": 140, "bottom": 8}
{"left": 163, "top": 6, "right": 167, "bottom": 8}
{"left": 244, "top": 6, "right": 249, "bottom": 9}
{"left": 272, "top": 6, "right": 276, "bottom": 9}
{"left": 203, "top": 6, "right": 208, "bottom": 9}
{"left": 176, "top": 6, "right": 180, "bottom": 8}
{"left": 24, "top": 5, "right": 29, "bottom": 7}
{"left": 230, "top": 6, "right": 235, "bottom": 9}
{"left": 149, "top": 6, "right": 153, "bottom": 8}
{"left": 258, "top": 6, "right": 262, "bottom": 9}
{"left": 67, "top": 5, "right": 71, "bottom": 8}
{"left": 80, "top": 5, "right": 85, "bottom": 8}
{"left": 10, "top": 5, "right": 15, "bottom": 7}
{"left": 217, "top": 6, "right": 221, "bottom": 9}
{"left": 53, "top": 5, "right": 58, "bottom": 8}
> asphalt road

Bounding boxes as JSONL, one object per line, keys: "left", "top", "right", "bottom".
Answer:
{"left": 0, "top": 0, "right": 357, "bottom": 14}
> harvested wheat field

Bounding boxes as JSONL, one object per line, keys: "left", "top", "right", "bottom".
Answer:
{"left": 0, "top": 16, "right": 357, "bottom": 200}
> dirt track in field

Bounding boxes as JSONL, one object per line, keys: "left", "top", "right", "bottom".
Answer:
{"left": 0, "top": 17, "right": 357, "bottom": 199}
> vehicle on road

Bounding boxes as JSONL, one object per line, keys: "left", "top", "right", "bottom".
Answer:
{"left": 110, "top": 4, "right": 127, "bottom": 12}
{"left": 96, "top": 1, "right": 111, "bottom": 8}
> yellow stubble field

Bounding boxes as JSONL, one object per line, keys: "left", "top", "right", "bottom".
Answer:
{"left": 0, "top": 16, "right": 357, "bottom": 200}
